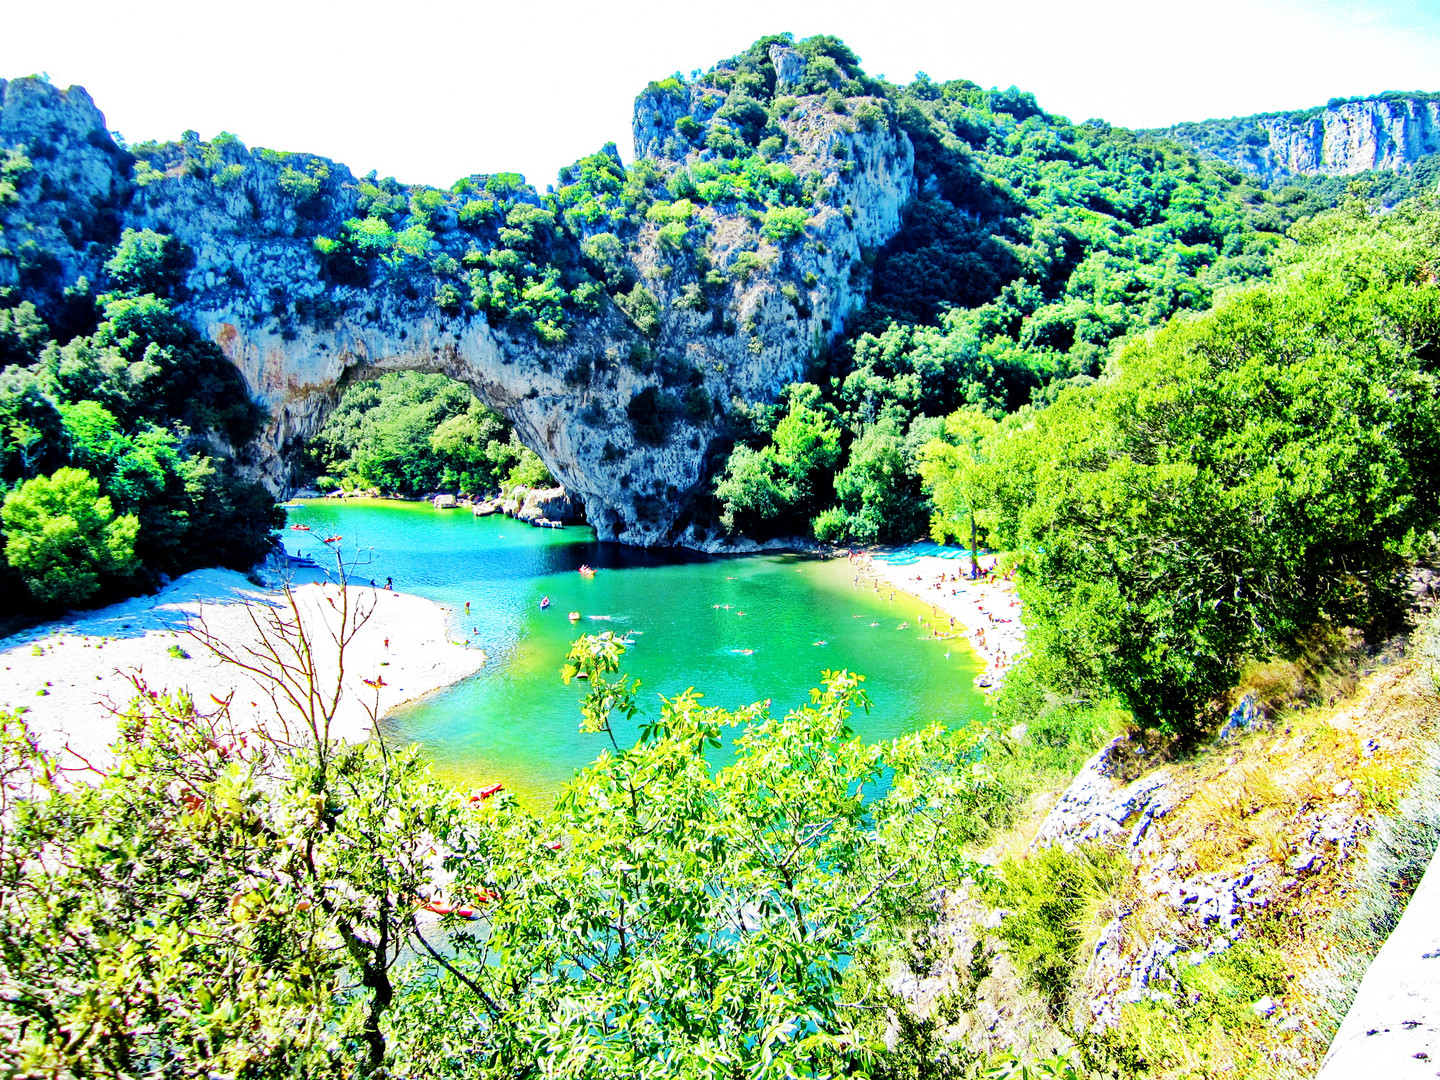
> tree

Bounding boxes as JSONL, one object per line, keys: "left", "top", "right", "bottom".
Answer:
{"left": 103, "top": 228, "right": 190, "bottom": 297}
{"left": 832, "top": 417, "right": 932, "bottom": 545}
{"left": 972, "top": 199, "right": 1440, "bottom": 735}
{"left": 919, "top": 407, "right": 999, "bottom": 577}
{"left": 2, "top": 467, "right": 139, "bottom": 603}
{"left": 0, "top": 550, "right": 464, "bottom": 1073}
{"left": 714, "top": 443, "right": 796, "bottom": 532}
{"left": 387, "top": 633, "right": 993, "bottom": 1075}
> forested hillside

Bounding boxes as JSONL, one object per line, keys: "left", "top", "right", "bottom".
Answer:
{"left": 312, "top": 35, "right": 1380, "bottom": 546}
{"left": 0, "top": 32, "right": 1434, "bottom": 588}
{"left": 0, "top": 225, "right": 278, "bottom": 612}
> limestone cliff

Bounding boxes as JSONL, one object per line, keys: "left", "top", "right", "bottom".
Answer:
{"left": 0, "top": 48, "right": 914, "bottom": 547}
{"left": 1150, "top": 93, "right": 1440, "bottom": 183}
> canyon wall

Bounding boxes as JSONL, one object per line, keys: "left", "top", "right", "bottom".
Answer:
{"left": 0, "top": 48, "right": 914, "bottom": 546}
{"left": 1151, "top": 95, "right": 1440, "bottom": 183}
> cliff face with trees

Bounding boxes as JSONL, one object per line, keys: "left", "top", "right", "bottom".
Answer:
{"left": 1151, "top": 93, "right": 1440, "bottom": 184}
{"left": 2, "top": 34, "right": 1436, "bottom": 572}
{"left": 0, "top": 39, "right": 915, "bottom": 547}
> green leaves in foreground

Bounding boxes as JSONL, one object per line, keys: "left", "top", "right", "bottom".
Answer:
{"left": 0, "top": 632, "right": 1008, "bottom": 1077}
{"left": 391, "top": 633, "right": 1003, "bottom": 1077}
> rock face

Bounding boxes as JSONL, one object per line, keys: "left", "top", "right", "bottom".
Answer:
{"left": 1152, "top": 94, "right": 1440, "bottom": 183}
{"left": 0, "top": 70, "right": 915, "bottom": 547}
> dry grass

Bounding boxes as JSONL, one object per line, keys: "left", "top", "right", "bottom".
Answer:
{"left": 1090, "top": 618, "right": 1439, "bottom": 1079}
{"left": 896, "top": 611, "right": 1438, "bottom": 1078}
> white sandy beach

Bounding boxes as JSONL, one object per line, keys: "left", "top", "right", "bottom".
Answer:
{"left": 0, "top": 568, "right": 487, "bottom": 764}
{"left": 854, "top": 552, "right": 1027, "bottom": 688}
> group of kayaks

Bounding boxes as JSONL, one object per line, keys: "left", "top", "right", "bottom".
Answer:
{"left": 537, "top": 566, "right": 599, "bottom": 611}
{"left": 288, "top": 524, "right": 343, "bottom": 543}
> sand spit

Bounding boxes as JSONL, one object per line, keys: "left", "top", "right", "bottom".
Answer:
{"left": 0, "top": 568, "right": 487, "bottom": 764}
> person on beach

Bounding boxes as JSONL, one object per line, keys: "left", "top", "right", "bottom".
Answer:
{"left": 386, "top": 576, "right": 393, "bottom": 590}
{"left": 384, "top": 637, "right": 389, "bottom": 649}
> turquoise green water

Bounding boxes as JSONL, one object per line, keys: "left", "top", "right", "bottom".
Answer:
{"left": 284, "top": 500, "right": 986, "bottom": 801}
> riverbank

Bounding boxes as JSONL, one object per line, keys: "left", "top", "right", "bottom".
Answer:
{"left": 856, "top": 551, "right": 1026, "bottom": 688}
{"left": 0, "top": 568, "right": 487, "bottom": 764}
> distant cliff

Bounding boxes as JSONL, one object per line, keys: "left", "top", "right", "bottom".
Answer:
{"left": 0, "top": 45, "right": 914, "bottom": 547}
{"left": 1149, "top": 93, "right": 1440, "bottom": 182}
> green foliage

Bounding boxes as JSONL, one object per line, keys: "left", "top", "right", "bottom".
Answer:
{"left": 104, "top": 228, "right": 189, "bottom": 297}
{"left": 0, "top": 146, "right": 31, "bottom": 205}
{"left": 761, "top": 205, "right": 808, "bottom": 242}
{"left": 980, "top": 843, "right": 1125, "bottom": 1013}
{"left": 388, "top": 634, "right": 993, "bottom": 1074}
{"left": 308, "top": 372, "right": 538, "bottom": 496}
{"left": 0, "top": 300, "right": 48, "bottom": 366}
{"left": 581, "top": 231, "right": 627, "bottom": 284}
{"left": 627, "top": 384, "right": 681, "bottom": 444}
{"left": 0, "top": 589, "right": 459, "bottom": 1072}
{"left": 1, "top": 467, "right": 139, "bottom": 603}
{"left": 615, "top": 281, "right": 661, "bottom": 336}
{"left": 276, "top": 158, "right": 328, "bottom": 204}
{"left": 831, "top": 416, "right": 933, "bottom": 544}
{"left": 1100, "top": 932, "right": 1291, "bottom": 1075}
{"left": 0, "top": 598, "right": 1022, "bottom": 1075}
{"left": 506, "top": 444, "right": 554, "bottom": 489}
{"left": 928, "top": 198, "right": 1440, "bottom": 736}
{"left": 0, "top": 235, "right": 275, "bottom": 611}
{"left": 715, "top": 386, "right": 842, "bottom": 535}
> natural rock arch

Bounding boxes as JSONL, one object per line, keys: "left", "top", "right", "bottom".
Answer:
{"left": 1, "top": 72, "right": 916, "bottom": 546}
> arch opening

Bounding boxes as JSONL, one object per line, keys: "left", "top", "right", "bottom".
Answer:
{"left": 293, "top": 371, "right": 557, "bottom": 503}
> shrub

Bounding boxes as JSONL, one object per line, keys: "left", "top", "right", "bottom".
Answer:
{"left": 2, "top": 468, "right": 140, "bottom": 605}
{"left": 811, "top": 506, "right": 849, "bottom": 542}
{"left": 457, "top": 198, "right": 496, "bottom": 228}
{"left": 682, "top": 385, "right": 712, "bottom": 421}
{"left": 277, "top": 166, "right": 321, "bottom": 202}
{"left": 434, "top": 283, "right": 463, "bottom": 312}
{"left": 627, "top": 386, "right": 680, "bottom": 444}
{"left": 980, "top": 843, "right": 1125, "bottom": 1013}
{"left": 729, "top": 250, "right": 775, "bottom": 283}
{"left": 761, "top": 206, "right": 808, "bottom": 243}
{"left": 853, "top": 101, "right": 884, "bottom": 131}
{"left": 615, "top": 283, "right": 660, "bottom": 336}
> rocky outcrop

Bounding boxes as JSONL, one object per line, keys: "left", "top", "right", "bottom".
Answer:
{"left": 1151, "top": 94, "right": 1440, "bottom": 182}
{"left": 513, "top": 486, "right": 582, "bottom": 524}
{"left": 0, "top": 66, "right": 915, "bottom": 547}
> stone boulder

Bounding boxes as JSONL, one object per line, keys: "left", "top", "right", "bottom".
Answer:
{"left": 515, "top": 486, "right": 582, "bottom": 524}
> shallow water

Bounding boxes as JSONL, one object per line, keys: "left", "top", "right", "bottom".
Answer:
{"left": 285, "top": 500, "right": 987, "bottom": 800}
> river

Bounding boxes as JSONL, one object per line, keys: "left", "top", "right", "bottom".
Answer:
{"left": 284, "top": 500, "right": 987, "bottom": 800}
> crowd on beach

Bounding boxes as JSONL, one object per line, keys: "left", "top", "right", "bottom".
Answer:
{"left": 848, "top": 550, "right": 1027, "bottom": 689}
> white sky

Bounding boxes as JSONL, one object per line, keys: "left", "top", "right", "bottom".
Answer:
{"left": 4, "top": 0, "right": 1438, "bottom": 191}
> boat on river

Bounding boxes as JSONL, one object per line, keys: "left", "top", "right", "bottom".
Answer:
{"left": 531, "top": 517, "right": 563, "bottom": 529}
{"left": 577, "top": 564, "right": 595, "bottom": 577}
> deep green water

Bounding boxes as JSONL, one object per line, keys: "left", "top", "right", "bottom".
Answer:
{"left": 284, "top": 500, "right": 986, "bottom": 801}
